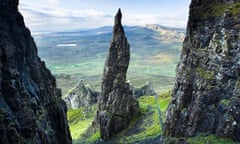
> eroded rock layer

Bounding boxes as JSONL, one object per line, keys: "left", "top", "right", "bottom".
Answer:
{"left": 96, "top": 9, "right": 140, "bottom": 140}
{"left": 0, "top": 0, "right": 72, "bottom": 143}
{"left": 164, "top": 0, "right": 240, "bottom": 141}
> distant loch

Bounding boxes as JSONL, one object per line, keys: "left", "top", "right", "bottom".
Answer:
{"left": 57, "top": 44, "right": 77, "bottom": 47}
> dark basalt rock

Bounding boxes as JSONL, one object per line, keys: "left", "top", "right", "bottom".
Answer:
{"left": 96, "top": 9, "right": 141, "bottom": 140}
{"left": 164, "top": 0, "right": 240, "bottom": 141}
{"left": 0, "top": 0, "right": 72, "bottom": 143}
{"left": 64, "top": 80, "right": 99, "bottom": 109}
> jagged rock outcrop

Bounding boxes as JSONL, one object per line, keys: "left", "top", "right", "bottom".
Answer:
{"left": 164, "top": 0, "right": 240, "bottom": 141}
{"left": 64, "top": 80, "right": 99, "bottom": 109}
{"left": 133, "top": 81, "right": 157, "bottom": 98}
{"left": 64, "top": 79, "right": 156, "bottom": 109}
{"left": 96, "top": 9, "right": 141, "bottom": 140}
{"left": 0, "top": 0, "right": 72, "bottom": 143}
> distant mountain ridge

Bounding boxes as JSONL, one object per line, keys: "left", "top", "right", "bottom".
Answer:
{"left": 145, "top": 24, "right": 185, "bottom": 42}
{"left": 46, "top": 25, "right": 185, "bottom": 42}
{"left": 35, "top": 24, "right": 185, "bottom": 61}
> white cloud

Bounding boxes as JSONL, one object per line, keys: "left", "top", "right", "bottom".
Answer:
{"left": 45, "top": 0, "right": 59, "bottom": 5}
{"left": 124, "top": 12, "right": 187, "bottom": 28}
{"left": 19, "top": 3, "right": 187, "bottom": 32}
{"left": 19, "top": 4, "right": 112, "bottom": 32}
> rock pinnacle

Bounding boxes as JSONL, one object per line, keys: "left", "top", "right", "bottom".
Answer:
{"left": 96, "top": 9, "right": 140, "bottom": 141}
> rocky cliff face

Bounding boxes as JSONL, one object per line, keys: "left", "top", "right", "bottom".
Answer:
{"left": 164, "top": 0, "right": 240, "bottom": 141}
{"left": 0, "top": 0, "right": 72, "bottom": 143}
{"left": 96, "top": 9, "right": 140, "bottom": 140}
{"left": 64, "top": 80, "right": 99, "bottom": 109}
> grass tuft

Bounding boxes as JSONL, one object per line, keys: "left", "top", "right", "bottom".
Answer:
{"left": 187, "top": 134, "right": 239, "bottom": 144}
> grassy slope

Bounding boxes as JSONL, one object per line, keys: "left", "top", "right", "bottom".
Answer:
{"left": 67, "top": 90, "right": 239, "bottom": 144}
{"left": 67, "top": 106, "right": 97, "bottom": 142}
{"left": 67, "top": 90, "right": 171, "bottom": 144}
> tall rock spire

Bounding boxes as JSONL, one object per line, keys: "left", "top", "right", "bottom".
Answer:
{"left": 164, "top": 0, "right": 240, "bottom": 141}
{"left": 96, "top": 9, "right": 140, "bottom": 140}
{"left": 0, "top": 0, "right": 71, "bottom": 143}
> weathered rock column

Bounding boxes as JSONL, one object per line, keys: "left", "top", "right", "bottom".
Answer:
{"left": 96, "top": 9, "right": 140, "bottom": 140}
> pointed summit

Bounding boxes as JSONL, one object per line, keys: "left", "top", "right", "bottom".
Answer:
{"left": 114, "top": 8, "right": 122, "bottom": 26}
{"left": 113, "top": 8, "right": 124, "bottom": 37}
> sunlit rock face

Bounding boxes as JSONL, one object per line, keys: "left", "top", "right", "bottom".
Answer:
{"left": 0, "top": 0, "right": 72, "bottom": 143}
{"left": 164, "top": 0, "right": 240, "bottom": 141}
{"left": 96, "top": 9, "right": 140, "bottom": 141}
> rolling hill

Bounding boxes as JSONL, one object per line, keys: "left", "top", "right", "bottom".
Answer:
{"left": 33, "top": 25, "right": 185, "bottom": 95}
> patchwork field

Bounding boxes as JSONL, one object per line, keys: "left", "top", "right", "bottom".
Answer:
{"left": 34, "top": 25, "right": 183, "bottom": 95}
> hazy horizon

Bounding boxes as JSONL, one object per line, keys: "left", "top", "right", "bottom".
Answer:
{"left": 19, "top": 0, "right": 190, "bottom": 32}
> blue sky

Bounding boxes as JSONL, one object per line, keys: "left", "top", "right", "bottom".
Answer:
{"left": 19, "top": 0, "right": 190, "bottom": 32}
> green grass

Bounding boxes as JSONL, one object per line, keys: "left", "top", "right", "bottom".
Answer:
{"left": 86, "top": 131, "right": 100, "bottom": 143}
{"left": 187, "top": 135, "right": 240, "bottom": 144}
{"left": 220, "top": 99, "right": 230, "bottom": 106}
{"left": 115, "top": 91, "right": 172, "bottom": 143}
{"left": 69, "top": 118, "right": 93, "bottom": 140}
{"left": 198, "top": 2, "right": 240, "bottom": 19}
{"left": 36, "top": 26, "right": 182, "bottom": 96}
{"left": 52, "top": 52, "right": 177, "bottom": 95}
{"left": 67, "top": 108, "right": 85, "bottom": 123}
{"left": 165, "top": 135, "right": 240, "bottom": 144}
{"left": 196, "top": 67, "right": 215, "bottom": 80}
{"left": 67, "top": 106, "right": 97, "bottom": 141}
{"left": 158, "top": 90, "right": 172, "bottom": 111}
{"left": 67, "top": 90, "right": 239, "bottom": 144}
{"left": 67, "top": 89, "right": 172, "bottom": 144}
{"left": 50, "top": 53, "right": 177, "bottom": 95}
